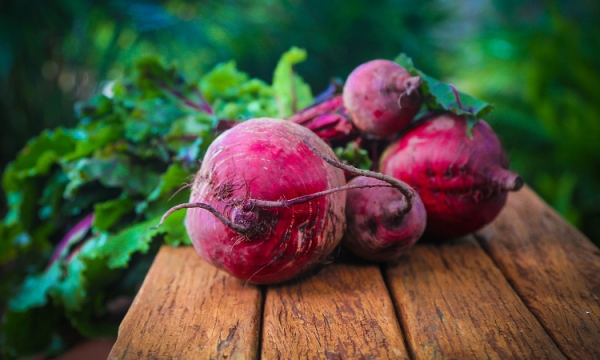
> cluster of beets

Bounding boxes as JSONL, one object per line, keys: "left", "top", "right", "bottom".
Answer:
{"left": 160, "top": 59, "right": 524, "bottom": 285}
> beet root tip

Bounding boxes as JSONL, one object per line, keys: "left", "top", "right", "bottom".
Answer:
{"left": 491, "top": 167, "right": 524, "bottom": 192}
{"left": 511, "top": 175, "right": 525, "bottom": 191}
{"left": 402, "top": 76, "right": 422, "bottom": 95}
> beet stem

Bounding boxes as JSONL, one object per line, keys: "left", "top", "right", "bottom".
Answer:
{"left": 251, "top": 183, "right": 393, "bottom": 208}
{"left": 154, "top": 202, "right": 249, "bottom": 234}
{"left": 48, "top": 213, "right": 94, "bottom": 268}
{"left": 302, "top": 140, "right": 415, "bottom": 214}
{"left": 155, "top": 183, "right": 394, "bottom": 235}
{"left": 449, "top": 85, "right": 464, "bottom": 111}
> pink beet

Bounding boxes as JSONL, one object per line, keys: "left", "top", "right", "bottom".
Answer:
{"left": 288, "top": 96, "right": 357, "bottom": 142}
{"left": 343, "top": 59, "right": 422, "bottom": 137}
{"left": 380, "top": 113, "right": 523, "bottom": 238}
{"left": 343, "top": 176, "right": 426, "bottom": 262}
{"left": 172, "top": 118, "right": 347, "bottom": 284}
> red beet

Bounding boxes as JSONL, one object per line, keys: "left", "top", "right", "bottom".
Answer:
{"left": 288, "top": 96, "right": 357, "bottom": 142}
{"left": 178, "top": 118, "right": 347, "bottom": 284}
{"left": 343, "top": 59, "right": 422, "bottom": 137}
{"left": 343, "top": 176, "right": 426, "bottom": 262}
{"left": 380, "top": 113, "right": 523, "bottom": 238}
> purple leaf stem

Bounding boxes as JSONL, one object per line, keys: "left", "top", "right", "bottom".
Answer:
{"left": 47, "top": 213, "right": 95, "bottom": 267}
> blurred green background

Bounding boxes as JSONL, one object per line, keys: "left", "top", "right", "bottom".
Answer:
{"left": 1, "top": 0, "right": 599, "bottom": 244}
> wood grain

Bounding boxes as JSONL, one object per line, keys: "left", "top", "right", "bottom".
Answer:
{"left": 477, "top": 186, "right": 600, "bottom": 359}
{"left": 261, "top": 262, "right": 409, "bottom": 359}
{"left": 108, "top": 246, "right": 262, "bottom": 360}
{"left": 385, "top": 236, "right": 565, "bottom": 360}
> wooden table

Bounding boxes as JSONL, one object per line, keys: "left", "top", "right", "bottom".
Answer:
{"left": 108, "top": 187, "right": 600, "bottom": 359}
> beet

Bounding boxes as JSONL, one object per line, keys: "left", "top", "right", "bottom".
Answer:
{"left": 380, "top": 113, "right": 523, "bottom": 238}
{"left": 287, "top": 96, "right": 357, "bottom": 143}
{"left": 343, "top": 176, "right": 426, "bottom": 262}
{"left": 343, "top": 59, "right": 422, "bottom": 137}
{"left": 178, "top": 118, "right": 347, "bottom": 284}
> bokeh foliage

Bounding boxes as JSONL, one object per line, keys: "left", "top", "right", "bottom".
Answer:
{"left": 0, "top": 0, "right": 447, "bottom": 174}
{"left": 445, "top": 0, "right": 600, "bottom": 242}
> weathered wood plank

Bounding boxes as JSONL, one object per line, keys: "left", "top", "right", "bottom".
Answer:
{"left": 262, "top": 261, "right": 409, "bottom": 359}
{"left": 385, "top": 236, "right": 565, "bottom": 360}
{"left": 477, "top": 186, "right": 600, "bottom": 359}
{"left": 108, "top": 246, "right": 262, "bottom": 360}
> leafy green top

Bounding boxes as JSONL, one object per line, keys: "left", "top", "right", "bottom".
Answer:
{"left": 0, "top": 48, "right": 312, "bottom": 359}
{"left": 395, "top": 53, "right": 494, "bottom": 135}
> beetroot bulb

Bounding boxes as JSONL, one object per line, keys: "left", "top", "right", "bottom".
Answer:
{"left": 343, "top": 59, "right": 422, "bottom": 137}
{"left": 172, "top": 118, "right": 350, "bottom": 284}
{"left": 380, "top": 113, "right": 524, "bottom": 238}
{"left": 343, "top": 176, "right": 426, "bottom": 262}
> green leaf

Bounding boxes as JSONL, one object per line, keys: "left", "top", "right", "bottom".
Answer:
{"left": 124, "top": 98, "right": 185, "bottom": 143}
{"left": 51, "top": 230, "right": 137, "bottom": 311}
{"left": 52, "top": 252, "right": 90, "bottom": 310}
{"left": 0, "top": 223, "right": 19, "bottom": 264}
{"left": 2, "top": 129, "right": 76, "bottom": 193}
{"left": 64, "top": 122, "right": 124, "bottom": 162}
{"left": 134, "top": 57, "right": 180, "bottom": 98}
{"left": 63, "top": 156, "right": 162, "bottom": 198}
{"left": 420, "top": 73, "right": 494, "bottom": 119}
{"left": 60, "top": 183, "right": 121, "bottom": 217}
{"left": 160, "top": 209, "right": 189, "bottom": 246}
{"left": 395, "top": 53, "right": 416, "bottom": 72}
{"left": 1, "top": 178, "right": 51, "bottom": 263}
{"left": 164, "top": 114, "right": 216, "bottom": 163}
{"left": 147, "top": 163, "right": 193, "bottom": 202}
{"left": 8, "top": 262, "right": 62, "bottom": 311}
{"left": 38, "top": 171, "right": 69, "bottom": 221}
{"left": 3, "top": 178, "right": 41, "bottom": 229}
{"left": 134, "top": 57, "right": 214, "bottom": 114}
{"left": 75, "top": 93, "right": 115, "bottom": 120}
{"left": 201, "top": 61, "right": 250, "bottom": 101}
{"left": 334, "top": 141, "right": 373, "bottom": 170}
{"left": 93, "top": 195, "right": 135, "bottom": 232}
{"left": 96, "top": 216, "right": 165, "bottom": 269}
{"left": 201, "top": 62, "right": 278, "bottom": 120}
{"left": 272, "top": 46, "right": 313, "bottom": 117}
{"left": 50, "top": 234, "right": 119, "bottom": 311}
{"left": 1, "top": 304, "right": 62, "bottom": 360}
{"left": 65, "top": 300, "right": 119, "bottom": 338}
{"left": 394, "top": 53, "right": 494, "bottom": 120}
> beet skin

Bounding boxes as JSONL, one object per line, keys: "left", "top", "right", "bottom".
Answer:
{"left": 343, "top": 59, "right": 422, "bottom": 137}
{"left": 343, "top": 176, "right": 426, "bottom": 262}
